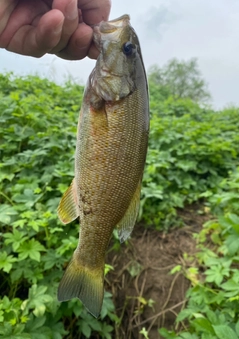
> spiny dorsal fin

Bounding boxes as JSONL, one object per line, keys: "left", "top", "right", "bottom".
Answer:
{"left": 116, "top": 180, "right": 141, "bottom": 243}
{"left": 57, "top": 178, "right": 79, "bottom": 224}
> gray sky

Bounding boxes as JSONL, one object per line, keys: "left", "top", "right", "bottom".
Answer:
{"left": 1, "top": 0, "right": 239, "bottom": 109}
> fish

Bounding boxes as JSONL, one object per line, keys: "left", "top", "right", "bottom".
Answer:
{"left": 57, "top": 14, "right": 149, "bottom": 318}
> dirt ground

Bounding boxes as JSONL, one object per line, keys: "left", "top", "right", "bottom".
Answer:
{"left": 105, "top": 204, "right": 209, "bottom": 339}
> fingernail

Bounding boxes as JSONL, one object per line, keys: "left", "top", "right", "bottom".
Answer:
{"left": 66, "top": 0, "right": 78, "bottom": 21}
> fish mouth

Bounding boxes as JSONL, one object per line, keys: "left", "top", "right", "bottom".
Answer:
{"left": 93, "top": 14, "right": 131, "bottom": 52}
{"left": 93, "top": 24, "right": 117, "bottom": 50}
{"left": 99, "top": 14, "right": 130, "bottom": 33}
{"left": 107, "top": 14, "right": 130, "bottom": 26}
{"left": 93, "top": 14, "right": 130, "bottom": 40}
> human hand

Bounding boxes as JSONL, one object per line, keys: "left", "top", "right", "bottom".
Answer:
{"left": 0, "top": 0, "right": 111, "bottom": 60}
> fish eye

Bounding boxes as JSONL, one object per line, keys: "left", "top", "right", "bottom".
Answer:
{"left": 122, "top": 42, "right": 134, "bottom": 56}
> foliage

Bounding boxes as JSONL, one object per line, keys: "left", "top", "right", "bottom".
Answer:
{"left": 159, "top": 168, "right": 239, "bottom": 339}
{"left": 0, "top": 73, "right": 116, "bottom": 338}
{"left": 0, "top": 70, "right": 239, "bottom": 338}
{"left": 141, "top": 100, "right": 239, "bottom": 229}
{"left": 148, "top": 58, "right": 210, "bottom": 103}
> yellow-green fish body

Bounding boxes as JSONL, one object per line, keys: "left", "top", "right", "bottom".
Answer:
{"left": 57, "top": 14, "right": 149, "bottom": 318}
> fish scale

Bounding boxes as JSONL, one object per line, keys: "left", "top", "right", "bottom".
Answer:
{"left": 57, "top": 14, "right": 149, "bottom": 318}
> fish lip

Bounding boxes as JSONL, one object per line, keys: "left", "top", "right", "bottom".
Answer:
{"left": 98, "top": 15, "right": 130, "bottom": 33}
{"left": 93, "top": 14, "right": 130, "bottom": 46}
{"left": 106, "top": 14, "right": 130, "bottom": 26}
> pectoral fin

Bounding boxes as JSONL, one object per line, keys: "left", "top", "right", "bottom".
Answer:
{"left": 116, "top": 180, "right": 141, "bottom": 243}
{"left": 57, "top": 178, "right": 79, "bottom": 224}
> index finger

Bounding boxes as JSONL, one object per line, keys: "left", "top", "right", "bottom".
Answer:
{"left": 78, "top": 0, "right": 111, "bottom": 25}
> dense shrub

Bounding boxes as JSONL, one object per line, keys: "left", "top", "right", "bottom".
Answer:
{"left": 0, "top": 74, "right": 116, "bottom": 339}
{"left": 0, "top": 73, "right": 238, "bottom": 338}
{"left": 160, "top": 168, "right": 239, "bottom": 339}
{"left": 142, "top": 96, "right": 239, "bottom": 228}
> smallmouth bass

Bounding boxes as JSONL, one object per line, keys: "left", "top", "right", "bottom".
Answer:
{"left": 57, "top": 14, "right": 149, "bottom": 318}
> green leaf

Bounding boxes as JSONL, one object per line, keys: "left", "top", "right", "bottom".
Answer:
{"left": 139, "top": 327, "right": 149, "bottom": 339}
{"left": 0, "top": 252, "right": 17, "bottom": 273}
{"left": 235, "top": 320, "right": 239, "bottom": 336}
{"left": 213, "top": 325, "right": 238, "bottom": 339}
{"left": 80, "top": 321, "right": 91, "bottom": 338}
{"left": 27, "top": 316, "right": 46, "bottom": 331}
{"left": 127, "top": 261, "right": 142, "bottom": 277}
{"left": 42, "top": 250, "right": 63, "bottom": 270}
{"left": 23, "top": 285, "right": 53, "bottom": 317}
{"left": 171, "top": 265, "right": 182, "bottom": 274}
{"left": 0, "top": 204, "right": 18, "bottom": 224}
{"left": 176, "top": 309, "right": 193, "bottom": 322}
{"left": 205, "top": 261, "right": 231, "bottom": 286}
{"left": 3, "top": 229, "right": 28, "bottom": 251}
{"left": 18, "top": 239, "right": 45, "bottom": 262}
{"left": 99, "top": 323, "right": 113, "bottom": 339}
{"left": 192, "top": 317, "right": 214, "bottom": 334}
{"left": 180, "top": 333, "right": 199, "bottom": 339}
{"left": 228, "top": 213, "right": 239, "bottom": 234}
{"left": 225, "top": 235, "right": 239, "bottom": 255}
{"left": 101, "top": 292, "right": 115, "bottom": 319}
{"left": 158, "top": 328, "right": 177, "bottom": 338}
{"left": 221, "top": 279, "right": 239, "bottom": 292}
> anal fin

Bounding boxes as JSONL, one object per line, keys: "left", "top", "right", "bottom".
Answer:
{"left": 116, "top": 180, "right": 141, "bottom": 243}
{"left": 57, "top": 178, "right": 79, "bottom": 224}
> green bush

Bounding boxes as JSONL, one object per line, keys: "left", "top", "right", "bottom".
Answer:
{"left": 1, "top": 72, "right": 239, "bottom": 338}
{"left": 0, "top": 74, "right": 116, "bottom": 339}
{"left": 160, "top": 168, "right": 239, "bottom": 339}
{"left": 141, "top": 97, "right": 239, "bottom": 229}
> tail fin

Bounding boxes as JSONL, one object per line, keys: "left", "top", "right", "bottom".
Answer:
{"left": 57, "top": 254, "right": 104, "bottom": 318}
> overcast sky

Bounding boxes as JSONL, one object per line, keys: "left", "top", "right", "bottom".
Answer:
{"left": 1, "top": 0, "right": 239, "bottom": 109}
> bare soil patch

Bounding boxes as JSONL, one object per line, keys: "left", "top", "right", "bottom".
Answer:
{"left": 106, "top": 205, "right": 209, "bottom": 338}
